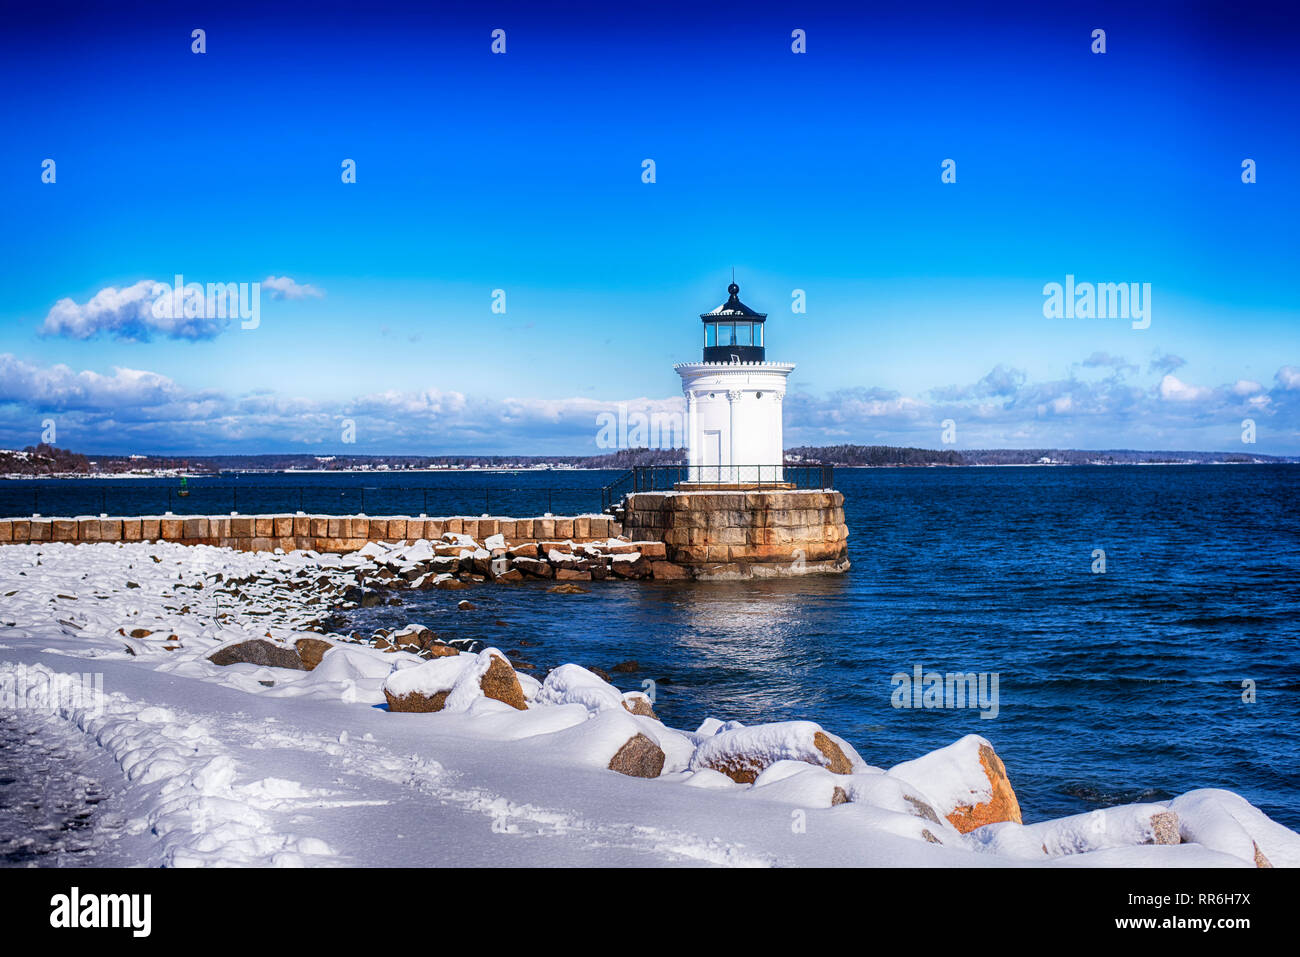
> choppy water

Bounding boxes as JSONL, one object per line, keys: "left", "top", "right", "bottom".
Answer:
{"left": 342, "top": 465, "right": 1300, "bottom": 829}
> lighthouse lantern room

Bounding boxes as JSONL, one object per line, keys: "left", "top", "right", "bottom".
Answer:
{"left": 675, "top": 281, "right": 795, "bottom": 486}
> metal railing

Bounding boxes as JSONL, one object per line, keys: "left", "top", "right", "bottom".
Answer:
{"left": 600, "top": 470, "right": 636, "bottom": 513}
{"left": 599, "top": 464, "right": 833, "bottom": 505}
{"left": 0, "top": 484, "right": 611, "bottom": 519}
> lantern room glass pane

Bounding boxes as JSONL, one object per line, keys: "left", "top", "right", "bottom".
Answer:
{"left": 705, "top": 323, "right": 716, "bottom": 347}
{"left": 755, "top": 323, "right": 763, "bottom": 346}
{"left": 717, "top": 322, "right": 734, "bottom": 347}
{"left": 735, "top": 322, "right": 752, "bottom": 346}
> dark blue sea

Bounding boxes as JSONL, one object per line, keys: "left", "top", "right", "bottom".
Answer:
{"left": 4, "top": 466, "right": 1297, "bottom": 828}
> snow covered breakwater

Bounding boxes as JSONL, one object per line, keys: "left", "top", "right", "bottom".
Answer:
{"left": 0, "top": 512, "right": 625, "bottom": 554}
{"left": 0, "top": 492, "right": 848, "bottom": 581}
{"left": 1, "top": 535, "right": 1298, "bottom": 867}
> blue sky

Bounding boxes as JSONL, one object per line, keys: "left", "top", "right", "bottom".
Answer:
{"left": 1, "top": 0, "right": 1298, "bottom": 455}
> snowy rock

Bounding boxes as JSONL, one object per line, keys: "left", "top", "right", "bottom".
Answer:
{"left": 747, "top": 760, "right": 854, "bottom": 808}
{"left": 967, "top": 803, "right": 1179, "bottom": 860}
{"left": 534, "top": 664, "right": 625, "bottom": 714}
{"left": 533, "top": 708, "right": 672, "bottom": 778}
{"left": 383, "top": 648, "right": 526, "bottom": 713}
{"left": 208, "top": 638, "right": 307, "bottom": 671}
{"left": 840, "top": 773, "right": 953, "bottom": 836}
{"left": 887, "top": 735, "right": 1022, "bottom": 834}
{"left": 294, "top": 637, "right": 336, "bottom": 671}
{"left": 391, "top": 624, "right": 431, "bottom": 649}
{"left": 694, "top": 717, "right": 745, "bottom": 738}
{"left": 622, "top": 691, "right": 657, "bottom": 719}
{"left": 608, "top": 733, "right": 666, "bottom": 778}
{"left": 478, "top": 653, "right": 528, "bottom": 711}
{"left": 1169, "top": 788, "right": 1300, "bottom": 867}
{"left": 688, "top": 721, "right": 856, "bottom": 784}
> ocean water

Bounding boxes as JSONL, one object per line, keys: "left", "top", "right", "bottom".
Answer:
{"left": 5, "top": 465, "right": 1297, "bottom": 828}
{"left": 342, "top": 465, "right": 1300, "bottom": 829}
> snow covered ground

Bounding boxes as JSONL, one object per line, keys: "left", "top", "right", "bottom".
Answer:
{"left": 1, "top": 537, "right": 1297, "bottom": 868}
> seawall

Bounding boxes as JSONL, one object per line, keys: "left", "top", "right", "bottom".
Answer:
{"left": 0, "top": 513, "right": 623, "bottom": 553}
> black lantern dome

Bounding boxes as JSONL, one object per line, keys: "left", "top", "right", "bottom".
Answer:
{"left": 701, "top": 281, "right": 766, "bottom": 362}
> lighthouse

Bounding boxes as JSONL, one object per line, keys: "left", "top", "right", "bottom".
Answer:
{"left": 675, "top": 281, "right": 795, "bottom": 485}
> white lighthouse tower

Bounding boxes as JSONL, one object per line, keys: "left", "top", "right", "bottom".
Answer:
{"left": 676, "top": 281, "right": 795, "bottom": 485}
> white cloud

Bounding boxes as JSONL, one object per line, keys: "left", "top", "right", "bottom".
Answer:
{"left": 3, "top": 353, "right": 1298, "bottom": 455}
{"left": 39, "top": 280, "right": 196, "bottom": 341}
{"left": 262, "top": 276, "right": 324, "bottom": 300}
{"left": 1277, "top": 366, "right": 1300, "bottom": 391}
{"left": 1158, "top": 374, "right": 1213, "bottom": 403}
{"left": 0, "top": 354, "right": 183, "bottom": 410}
{"left": 38, "top": 276, "right": 324, "bottom": 340}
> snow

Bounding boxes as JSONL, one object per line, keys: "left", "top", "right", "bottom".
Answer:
{"left": 967, "top": 804, "right": 1173, "bottom": 860}
{"left": 1, "top": 538, "right": 1298, "bottom": 868}
{"left": 1169, "top": 788, "right": 1300, "bottom": 867}
{"left": 886, "top": 733, "right": 997, "bottom": 814}
{"left": 534, "top": 663, "right": 628, "bottom": 714}
{"left": 689, "top": 720, "right": 869, "bottom": 776}
{"left": 384, "top": 648, "right": 512, "bottom": 713}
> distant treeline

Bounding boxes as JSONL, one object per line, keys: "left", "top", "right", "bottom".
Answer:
{"left": 787, "top": 445, "right": 965, "bottom": 466}
{"left": 786, "top": 445, "right": 1299, "bottom": 466}
{"left": 5, "top": 444, "right": 1296, "bottom": 476}
{"left": 0, "top": 444, "right": 92, "bottom": 475}
{"left": 11, "top": 448, "right": 688, "bottom": 474}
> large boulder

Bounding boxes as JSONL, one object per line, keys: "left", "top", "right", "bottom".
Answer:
{"left": 208, "top": 638, "right": 306, "bottom": 671}
{"left": 294, "top": 637, "right": 336, "bottom": 670}
{"left": 478, "top": 654, "right": 528, "bottom": 710}
{"left": 887, "top": 735, "right": 1022, "bottom": 834}
{"left": 608, "top": 733, "right": 666, "bottom": 778}
{"left": 689, "top": 721, "right": 858, "bottom": 784}
{"left": 384, "top": 648, "right": 526, "bottom": 713}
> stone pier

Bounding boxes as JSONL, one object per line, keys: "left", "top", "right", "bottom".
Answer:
{"left": 619, "top": 489, "right": 849, "bottom": 579}
{"left": 0, "top": 491, "right": 850, "bottom": 581}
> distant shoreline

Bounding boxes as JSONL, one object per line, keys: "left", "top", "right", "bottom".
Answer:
{"left": 3, "top": 460, "right": 1299, "bottom": 481}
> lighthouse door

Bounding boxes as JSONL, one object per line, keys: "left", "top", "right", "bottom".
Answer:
{"left": 701, "top": 429, "right": 722, "bottom": 483}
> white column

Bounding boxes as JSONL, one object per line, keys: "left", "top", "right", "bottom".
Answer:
{"left": 727, "top": 389, "right": 742, "bottom": 484}
{"left": 685, "top": 390, "right": 697, "bottom": 480}
{"left": 773, "top": 390, "right": 785, "bottom": 482}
